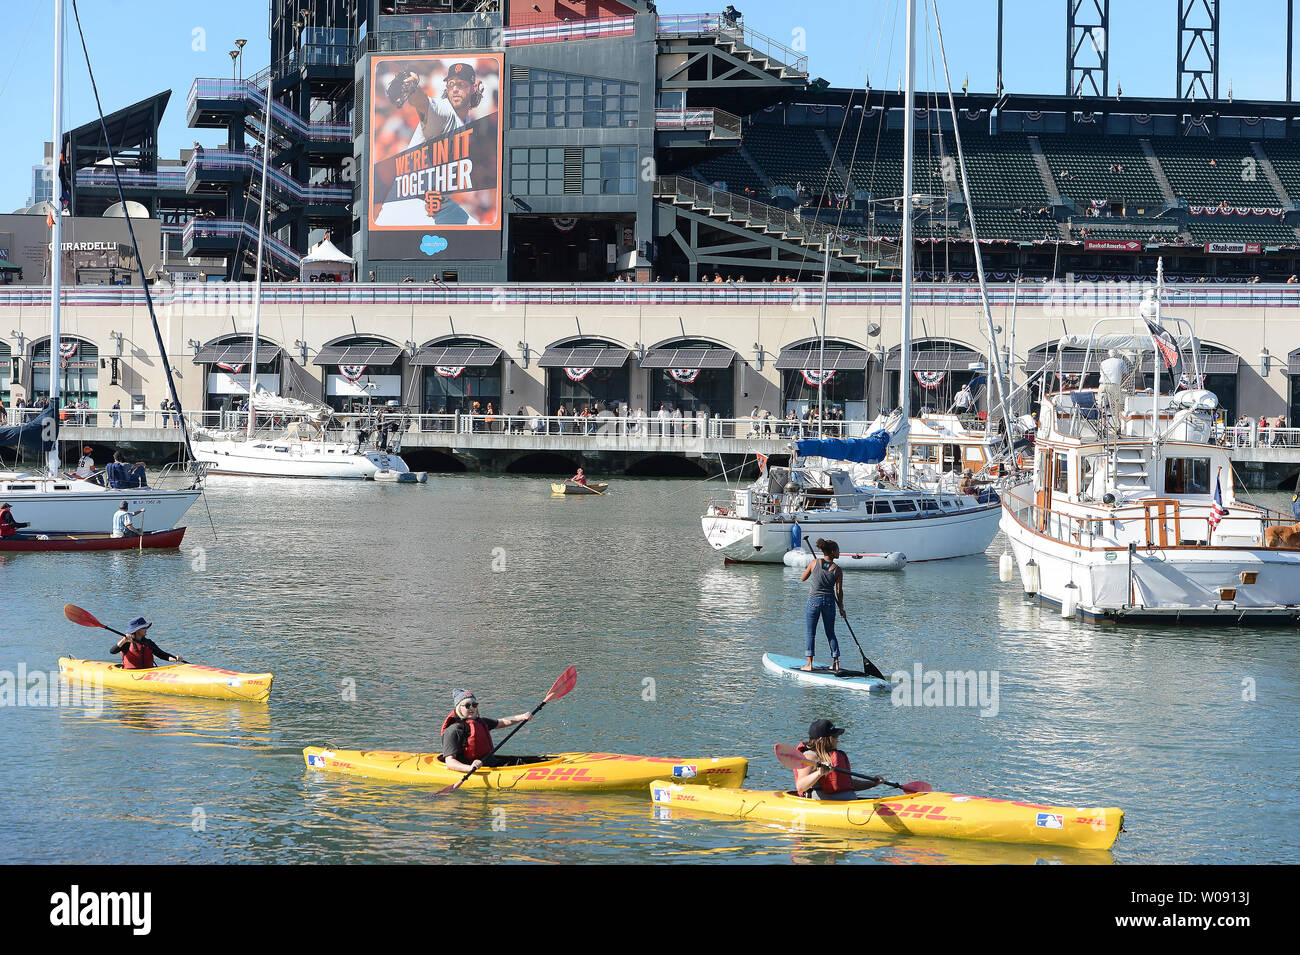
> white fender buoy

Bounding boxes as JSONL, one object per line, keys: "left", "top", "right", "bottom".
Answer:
{"left": 1024, "top": 558, "right": 1041, "bottom": 595}
{"left": 1061, "top": 581, "right": 1078, "bottom": 618}
{"left": 752, "top": 522, "right": 764, "bottom": 551}
{"left": 998, "top": 551, "right": 1014, "bottom": 582}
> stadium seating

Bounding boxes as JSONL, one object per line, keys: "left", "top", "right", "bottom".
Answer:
{"left": 959, "top": 132, "right": 1050, "bottom": 206}
{"left": 741, "top": 124, "right": 845, "bottom": 194}
{"left": 1185, "top": 219, "right": 1299, "bottom": 245}
{"left": 1258, "top": 140, "right": 1300, "bottom": 201}
{"left": 690, "top": 150, "right": 767, "bottom": 195}
{"left": 1151, "top": 137, "right": 1282, "bottom": 205}
{"left": 971, "top": 208, "right": 1064, "bottom": 242}
{"left": 1037, "top": 133, "right": 1166, "bottom": 207}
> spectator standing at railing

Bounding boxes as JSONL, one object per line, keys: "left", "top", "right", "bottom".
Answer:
{"left": 111, "top": 400, "right": 121, "bottom": 427}
{"left": 1261, "top": 416, "right": 1271, "bottom": 447}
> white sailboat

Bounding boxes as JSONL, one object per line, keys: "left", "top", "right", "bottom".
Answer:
{"left": 999, "top": 274, "right": 1300, "bottom": 622}
{"left": 189, "top": 73, "right": 423, "bottom": 482}
{"left": 1, "top": 0, "right": 201, "bottom": 534}
{"left": 700, "top": 0, "right": 1001, "bottom": 564}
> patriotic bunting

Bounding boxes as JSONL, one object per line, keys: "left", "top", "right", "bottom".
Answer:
{"left": 339, "top": 364, "right": 366, "bottom": 382}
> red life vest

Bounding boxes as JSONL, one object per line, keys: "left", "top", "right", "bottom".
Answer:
{"left": 0, "top": 513, "right": 17, "bottom": 538}
{"left": 120, "top": 640, "right": 156, "bottom": 670}
{"left": 794, "top": 743, "right": 851, "bottom": 795}
{"left": 440, "top": 713, "right": 494, "bottom": 761}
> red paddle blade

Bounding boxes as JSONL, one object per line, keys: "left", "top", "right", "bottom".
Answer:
{"left": 901, "top": 781, "right": 933, "bottom": 794}
{"left": 543, "top": 665, "right": 578, "bottom": 703}
{"left": 772, "top": 743, "right": 812, "bottom": 770}
{"left": 64, "top": 604, "right": 104, "bottom": 629}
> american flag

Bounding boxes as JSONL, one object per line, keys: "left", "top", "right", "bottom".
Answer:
{"left": 1208, "top": 473, "right": 1228, "bottom": 532}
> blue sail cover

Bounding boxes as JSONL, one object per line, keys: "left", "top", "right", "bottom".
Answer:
{"left": 0, "top": 406, "right": 56, "bottom": 452}
{"left": 794, "top": 430, "right": 890, "bottom": 464}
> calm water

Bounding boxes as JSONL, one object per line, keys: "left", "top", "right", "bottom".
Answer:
{"left": 1, "top": 476, "right": 1295, "bottom": 864}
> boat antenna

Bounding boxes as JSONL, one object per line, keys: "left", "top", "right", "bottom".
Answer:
{"left": 68, "top": 0, "right": 200, "bottom": 479}
{"left": 247, "top": 70, "right": 274, "bottom": 439}
{"left": 47, "top": 0, "right": 65, "bottom": 478}
{"left": 898, "top": 0, "right": 916, "bottom": 489}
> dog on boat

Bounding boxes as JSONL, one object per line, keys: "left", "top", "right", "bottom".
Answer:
{"left": 1263, "top": 522, "right": 1300, "bottom": 548}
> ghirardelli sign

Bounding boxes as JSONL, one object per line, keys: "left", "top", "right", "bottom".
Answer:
{"left": 50, "top": 240, "right": 126, "bottom": 253}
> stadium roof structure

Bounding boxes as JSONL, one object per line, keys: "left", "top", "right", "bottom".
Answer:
{"left": 786, "top": 88, "right": 1300, "bottom": 121}
{"left": 61, "top": 90, "right": 171, "bottom": 169}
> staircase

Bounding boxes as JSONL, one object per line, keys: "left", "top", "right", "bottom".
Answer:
{"left": 1139, "top": 140, "right": 1177, "bottom": 203}
{"left": 814, "top": 130, "right": 851, "bottom": 193}
{"left": 1249, "top": 142, "right": 1292, "bottom": 205}
{"left": 1026, "top": 136, "right": 1061, "bottom": 198}
{"left": 738, "top": 147, "right": 772, "bottom": 191}
{"left": 1112, "top": 447, "right": 1152, "bottom": 493}
{"left": 655, "top": 176, "right": 887, "bottom": 266}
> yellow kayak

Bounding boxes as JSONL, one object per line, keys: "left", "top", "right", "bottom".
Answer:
{"left": 649, "top": 781, "right": 1123, "bottom": 850}
{"left": 303, "top": 748, "right": 747, "bottom": 791}
{"left": 57, "top": 657, "right": 273, "bottom": 703}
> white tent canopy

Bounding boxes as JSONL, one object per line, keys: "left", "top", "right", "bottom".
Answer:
{"left": 299, "top": 237, "right": 355, "bottom": 281}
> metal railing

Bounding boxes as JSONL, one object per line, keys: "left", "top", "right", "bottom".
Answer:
{"left": 654, "top": 107, "right": 742, "bottom": 138}
{"left": 656, "top": 175, "right": 890, "bottom": 265}
{"left": 357, "top": 15, "right": 635, "bottom": 56}
{"left": 1215, "top": 425, "right": 1300, "bottom": 449}
{"left": 74, "top": 167, "right": 188, "bottom": 191}
{"left": 186, "top": 149, "right": 352, "bottom": 203}
{"left": 187, "top": 78, "right": 351, "bottom": 142}
{"left": 182, "top": 219, "right": 304, "bottom": 269}
{"left": 656, "top": 13, "right": 809, "bottom": 75}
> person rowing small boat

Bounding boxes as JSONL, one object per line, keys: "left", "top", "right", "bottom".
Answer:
{"left": 0, "top": 502, "right": 31, "bottom": 538}
{"left": 110, "top": 617, "right": 187, "bottom": 669}
{"left": 570, "top": 467, "right": 588, "bottom": 487}
{"left": 799, "top": 537, "right": 844, "bottom": 673}
{"left": 440, "top": 688, "right": 534, "bottom": 773}
{"left": 792, "top": 719, "right": 882, "bottom": 800}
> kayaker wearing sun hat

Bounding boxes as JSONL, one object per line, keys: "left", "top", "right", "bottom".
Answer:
{"left": 441, "top": 688, "right": 534, "bottom": 773}
{"left": 109, "top": 617, "right": 186, "bottom": 670}
{"left": 793, "top": 719, "right": 883, "bottom": 801}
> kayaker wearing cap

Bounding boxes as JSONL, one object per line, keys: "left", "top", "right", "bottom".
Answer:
{"left": 799, "top": 537, "right": 844, "bottom": 672}
{"left": 1, "top": 502, "right": 31, "bottom": 538}
{"left": 793, "top": 719, "right": 882, "bottom": 801}
{"left": 109, "top": 618, "right": 186, "bottom": 670}
{"left": 441, "top": 689, "right": 533, "bottom": 773}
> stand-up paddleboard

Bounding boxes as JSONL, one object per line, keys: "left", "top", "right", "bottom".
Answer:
{"left": 782, "top": 550, "right": 907, "bottom": 571}
{"left": 761, "top": 653, "right": 894, "bottom": 693}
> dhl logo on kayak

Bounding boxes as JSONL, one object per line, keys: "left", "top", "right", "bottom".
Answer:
{"left": 520, "top": 767, "right": 606, "bottom": 783}
{"left": 876, "top": 802, "right": 952, "bottom": 821}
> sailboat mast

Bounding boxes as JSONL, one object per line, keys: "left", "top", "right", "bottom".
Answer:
{"left": 47, "top": 0, "right": 65, "bottom": 476}
{"left": 247, "top": 72, "right": 273, "bottom": 439}
{"left": 898, "top": 0, "right": 916, "bottom": 488}
{"left": 818, "top": 238, "right": 830, "bottom": 433}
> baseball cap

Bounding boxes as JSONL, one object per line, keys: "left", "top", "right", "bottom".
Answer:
{"left": 0, "top": 502, "right": 11, "bottom": 510}
{"left": 808, "top": 719, "right": 845, "bottom": 740}
{"left": 446, "top": 62, "right": 476, "bottom": 82}
{"left": 125, "top": 616, "right": 151, "bottom": 634}
{"left": 83, "top": 446, "right": 93, "bottom": 453}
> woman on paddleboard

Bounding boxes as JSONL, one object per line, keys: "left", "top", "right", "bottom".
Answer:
{"left": 799, "top": 538, "right": 844, "bottom": 673}
{"left": 109, "top": 617, "right": 186, "bottom": 670}
{"left": 794, "top": 719, "right": 882, "bottom": 800}
{"left": 441, "top": 688, "right": 534, "bottom": 773}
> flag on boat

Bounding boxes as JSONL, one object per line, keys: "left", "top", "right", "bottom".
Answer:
{"left": 1143, "top": 315, "right": 1181, "bottom": 372}
{"left": 756, "top": 453, "right": 768, "bottom": 474}
{"left": 1208, "top": 473, "right": 1227, "bottom": 531}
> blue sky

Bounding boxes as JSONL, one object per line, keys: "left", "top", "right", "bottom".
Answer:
{"left": 1, "top": 0, "right": 1296, "bottom": 211}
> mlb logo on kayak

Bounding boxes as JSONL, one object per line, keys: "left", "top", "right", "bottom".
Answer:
{"left": 1036, "top": 812, "right": 1064, "bottom": 829}
{"left": 672, "top": 764, "right": 698, "bottom": 778}
{"left": 308, "top": 754, "right": 328, "bottom": 768}
{"left": 652, "top": 787, "right": 671, "bottom": 802}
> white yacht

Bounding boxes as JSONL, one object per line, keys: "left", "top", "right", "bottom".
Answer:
{"left": 999, "top": 306, "right": 1300, "bottom": 622}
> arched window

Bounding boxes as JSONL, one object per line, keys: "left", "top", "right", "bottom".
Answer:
{"left": 642, "top": 338, "right": 737, "bottom": 418}
{"left": 416, "top": 337, "right": 504, "bottom": 416}
{"left": 32, "top": 337, "right": 99, "bottom": 407}
{"left": 886, "top": 339, "right": 981, "bottom": 415}
{"left": 193, "top": 336, "right": 283, "bottom": 412}
{"left": 314, "top": 336, "right": 404, "bottom": 413}
{"left": 0, "top": 340, "right": 11, "bottom": 407}
{"left": 539, "top": 337, "right": 631, "bottom": 414}
{"left": 775, "top": 338, "right": 868, "bottom": 422}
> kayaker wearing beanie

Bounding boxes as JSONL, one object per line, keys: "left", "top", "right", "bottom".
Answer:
{"left": 799, "top": 537, "right": 844, "bottom": 672}
{"left": 794, "top": 719, "right": 882, "bottom": 801}
{"left": 109, "top": 617, "right": 186, "bottom": 670}
{"left": 441, "top": 688, "right": 533, "bottom": 773}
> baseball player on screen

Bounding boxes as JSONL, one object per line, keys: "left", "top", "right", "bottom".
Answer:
{"left": 376, "top": 61, "right": 486, "bottom": 227}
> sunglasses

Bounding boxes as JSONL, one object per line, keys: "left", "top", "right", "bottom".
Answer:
{"left": 461, "top": 701, "right": 479, "bottom": 708}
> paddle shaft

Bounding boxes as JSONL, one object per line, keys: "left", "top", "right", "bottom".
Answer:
{"left": 799, "top": 755, "right": 915, "bottom": 793}
{"left": 441, "top": 700, "right": 547, "bottom": 795}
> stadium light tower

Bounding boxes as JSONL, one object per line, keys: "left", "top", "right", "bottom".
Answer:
{"left": 1066, "top": 0, "right": 1109, "bottom": 97}
{"left": 1177, "top": 0, "right": 1219, "bottom": 100}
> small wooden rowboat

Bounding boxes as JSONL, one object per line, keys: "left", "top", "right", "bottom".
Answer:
{"left": 0, "top": 527, "right": 186, "bottom": 552}
{"left": 550, "top": 481, "right": 609, "bottom": 495}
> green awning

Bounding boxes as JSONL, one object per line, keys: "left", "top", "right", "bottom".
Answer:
{"left": 0, "top": 259, "right": 22, "bottom": 272}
